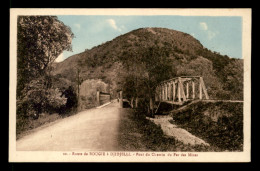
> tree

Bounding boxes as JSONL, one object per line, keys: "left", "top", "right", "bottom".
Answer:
{"left": 18, "top": 76, "right": 67, "bottom": 117}
{"left": 121, "top": 46, "right": 176, "bottom": 116}
{"left": 17, "top": 16, "right": 74, "bottom": 97}
{"left": 222, "top": 59, "right": 243, "bottom": 100}
{"left": 140, "top": 46, "right": 176, "bottom": 116}
{"left": 17, "top": 16, "right": 74, "bottom": 117}
{"left": 176, "top": 56, "right": 224, "bottom": 99}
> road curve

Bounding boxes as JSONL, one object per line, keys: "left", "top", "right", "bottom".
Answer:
{"left": 17, "top": 101, "right": 121, "bottom": 151}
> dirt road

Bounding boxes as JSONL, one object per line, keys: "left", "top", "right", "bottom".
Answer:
{"left": 16, "top": 101, "right": 122, "bottom": 151}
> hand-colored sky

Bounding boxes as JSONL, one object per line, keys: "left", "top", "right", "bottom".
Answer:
{"left": 56, "top": 15, "right": 242, "bottom": 62}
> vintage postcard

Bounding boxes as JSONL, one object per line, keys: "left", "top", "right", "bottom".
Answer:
{"left": 9, "top": 8, "right": 251, "bottom": 162}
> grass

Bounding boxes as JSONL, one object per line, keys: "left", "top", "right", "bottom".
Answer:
{"left": 171, "top": 101, "right": 243, "bottom": 151}
{"left": 16, "top": 113, "right": 61, "bottom": 139}
{"left": 117, "top": 108, "right": 217, "bottom": 152}
{"left": 16, "top": 109, "right": 79, "bottom": 140}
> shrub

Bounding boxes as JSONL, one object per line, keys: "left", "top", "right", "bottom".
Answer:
{"left": 18, "top": 77, "right": 67, "bottom": 117}
{"left": 172, "top": 102, "right": 243, "bottom": 151}
{"left": 59, "top": 86, "right": 78, "bottom": 114}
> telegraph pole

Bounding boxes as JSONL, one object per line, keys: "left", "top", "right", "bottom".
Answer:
{"left": 77, "top": 68, "right": 80, "bottom": 102}
{"left": 76, "top": 68, "right": 83, "bottom": 111}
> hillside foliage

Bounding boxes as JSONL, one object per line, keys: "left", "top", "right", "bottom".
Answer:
{"left": 171, "top": 101, "right": 243, "bottom": 151}
{"left": 53, "top": 27, "right": 243, "bottom": 111}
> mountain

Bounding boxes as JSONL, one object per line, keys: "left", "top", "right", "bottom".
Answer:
{"left": 52, "top": 27, "right": 243, "bottom": 101}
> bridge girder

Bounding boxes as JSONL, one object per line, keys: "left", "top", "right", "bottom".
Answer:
{"left": 155, "top": 76, "right": 209, "bottom": 105}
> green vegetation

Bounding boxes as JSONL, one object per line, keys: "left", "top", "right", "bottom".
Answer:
{"left": 18, "top": 76, "right": 67, "bottom": 116}
{"left": 53, "top": 27, "right": 243, "bottom": 114}
{"left": 118, "top": 108, "right": 219, "bottom": 151}
{"left": 16, "top": 113, "right": 62, "bottom": 140}
{"left": 17, "top": 16, "right": 74, "bottom": 98}
{"left": 17, "top": 16, "right": 78, "bottom": 136}
{"left": 171, "top": 101, "right": 243, "bottom": 151}
{"left": 16, "top": 21, "right": 244, "bottom": 151}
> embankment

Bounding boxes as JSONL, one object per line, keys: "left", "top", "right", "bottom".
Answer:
{"left": 170, "top": 101, "right": 243, "bottom": 151}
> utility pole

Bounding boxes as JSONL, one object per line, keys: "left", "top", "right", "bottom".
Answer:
{"left": 119, "top": 91, "right": 123, "bottom": 108}
{"left": 77, "top": 68, "right": 80, "bottom": 102}
{"left": 76, "top": 68, "right": 83, "bottom": 111}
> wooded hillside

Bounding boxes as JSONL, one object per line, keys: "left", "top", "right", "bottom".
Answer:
{"left": 53, "top": 27, "right": 243, "bottom": 102}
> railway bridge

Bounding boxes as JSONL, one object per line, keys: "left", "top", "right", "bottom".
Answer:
{"left": 95, "top": 76, "right": 210, "bottom": 110}
{"left": 155, "top": 76, "right": 209, "bottom": 105}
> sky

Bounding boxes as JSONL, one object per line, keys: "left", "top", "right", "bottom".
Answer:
{"left": 55, "top": 15, "right": 242, "bottom": 62}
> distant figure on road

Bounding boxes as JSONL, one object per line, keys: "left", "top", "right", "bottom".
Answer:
{"left": 117, "top": 98, "right": 119, "bottom": 103}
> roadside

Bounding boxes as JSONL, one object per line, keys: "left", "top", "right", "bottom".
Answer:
{"left": 17, "top": 113, "right": 63, "bottom": 140}
{"left": 17, "top": 100, "right": 114, "bottom": 140}
{"left": 17, "top": 107, "right": 89, "bottom": 140}
{"left": 16, "top": 100, "right": 237, "bottom": 152}
{"left": 16, "top": 102, "right": 121, "bottom": 151}
{"left": 170, "top": 101, "right": 243, "bottom": 151}
{"left": 147, "top": 115, "right": 210, "bottom": 146}
{"left": 117, "top": 108, "right": 217, "bottom": 152}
